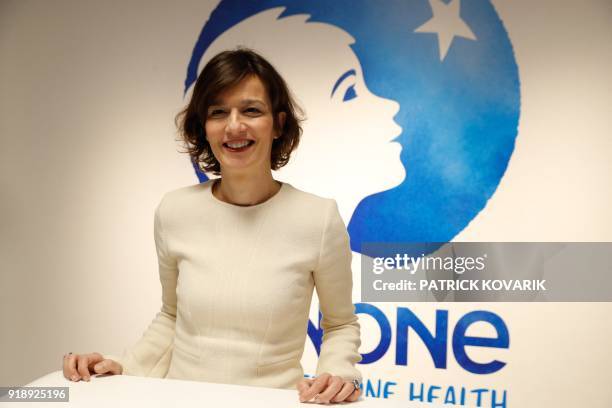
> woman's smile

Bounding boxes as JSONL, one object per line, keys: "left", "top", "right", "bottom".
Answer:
{"left": 223, "top": 139, "right": 256, "bottom": 152}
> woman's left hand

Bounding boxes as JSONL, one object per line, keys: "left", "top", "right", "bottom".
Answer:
{"left": 297, "top": 373, "right": 360, "bottom": 404}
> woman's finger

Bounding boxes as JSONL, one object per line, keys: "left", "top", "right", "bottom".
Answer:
{"left": 93, "top": 359, "right": 123, "bottom": 375}
{"left": 314, "top": 375, "right": 344, "bottom": 404}
{"left": 296, "top": 378, "right": 313, "bottom": 396}
{"left": 76, "top": 353, "right": 103, "bottom": 381}
{"left": 331, "top": 382, "right": 356, "bottom": 403}
{"left": 77, "top": 355, "right": 91, "bottom": 381}
{"left": 299, "top": 373, "right": 331, "bottom": 402}
{"left": 85, "top": 353, "right": 105, "bottom": 376}
{"left": 65, "top": 353, "right": 80, "bottom": 381}
{"left": 347, "top": 387, "right": 361, "bottom": 402}
{"left": 62, "top": 353, "right": 75, "bottom": 381}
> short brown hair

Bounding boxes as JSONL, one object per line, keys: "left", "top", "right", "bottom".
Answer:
{"left": 175, "top": 48, "right": 304, "bottom": 176}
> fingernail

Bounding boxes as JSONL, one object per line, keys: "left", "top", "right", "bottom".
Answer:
{"left": 85, "top": 376, "right": 90, "bottom": 382}
{"left": 71, "top": 375, "right": 78, "bottom": 381}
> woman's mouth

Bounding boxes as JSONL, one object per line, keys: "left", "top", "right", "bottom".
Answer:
{"left": 223, "top": 140, "right": 255, "bottom": 153}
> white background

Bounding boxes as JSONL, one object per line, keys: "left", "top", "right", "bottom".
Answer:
{"left": 1, "top": 1, "right": 611, "bottom": 406}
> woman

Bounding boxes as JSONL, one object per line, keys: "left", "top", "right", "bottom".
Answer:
{"left": 62, "top": 48, "right": 362, "bottom": 404}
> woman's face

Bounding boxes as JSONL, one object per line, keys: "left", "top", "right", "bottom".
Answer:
{"left": 204, "top": 75, "right": 280, "bottom": 175}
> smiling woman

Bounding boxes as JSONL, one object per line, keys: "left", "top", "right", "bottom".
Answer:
{"left": 62, "top": 48, "right": 363, "bottom": 405}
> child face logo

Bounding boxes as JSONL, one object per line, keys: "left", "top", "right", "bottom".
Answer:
{"left": 293, "top": 46, "right": 406, "bottom": 210}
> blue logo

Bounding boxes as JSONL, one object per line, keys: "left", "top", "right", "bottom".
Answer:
{"left": 183, "top": 0, "right": 519, "bottom": 250}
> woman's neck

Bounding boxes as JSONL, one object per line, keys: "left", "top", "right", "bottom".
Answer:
{"left": 213, "top": 170, "right": 281, "bottom": 207}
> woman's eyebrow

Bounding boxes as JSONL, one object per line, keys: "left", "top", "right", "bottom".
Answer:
{"left": 208, "top": 99, "right": 266, "bottom": 108}
{"left": 331, "top": 69, "right": 356, "bottom": 97}
{"left": 240, "top": 98, "right": 266, "bottom": 106}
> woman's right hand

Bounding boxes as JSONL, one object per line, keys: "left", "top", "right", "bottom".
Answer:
{"left": 62, "top": 352, "right": 123, "bottom": 382}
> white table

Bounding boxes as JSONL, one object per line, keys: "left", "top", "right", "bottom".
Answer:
{"left": 1, "top": 371, "right": 446, "bottom": 407}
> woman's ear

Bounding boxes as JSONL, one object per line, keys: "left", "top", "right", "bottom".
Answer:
{"left": 275, "top": 112, "right": 286, "bottom": 139}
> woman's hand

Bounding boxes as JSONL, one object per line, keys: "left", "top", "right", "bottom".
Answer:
{"left": 297, "top": 373, "right": 361, "bottom": 404}
{"left": 62, "top": 352, "right": 123, "bottom": 382}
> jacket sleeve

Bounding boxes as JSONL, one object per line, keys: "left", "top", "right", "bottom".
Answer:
{"left": 109, "top": 198, "right": 177, "bottom": 377}
{"left": 313, "top": 199, "right": 362, "bottom": 382}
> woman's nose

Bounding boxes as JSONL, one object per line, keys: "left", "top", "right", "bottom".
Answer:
{"left": 225, "top": 110, "right": 246, "bottom": 135}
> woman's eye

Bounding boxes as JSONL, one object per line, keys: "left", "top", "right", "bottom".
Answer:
{"left": 343, "top": 84, "right": 357, "bottom": 102}
{"left": 245, "top": 107, "right": 261, "bottom": 114}
{"left": 209, "top": 109, "right": 225, "bottom": 117}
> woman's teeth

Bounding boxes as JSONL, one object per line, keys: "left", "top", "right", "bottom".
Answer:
{"left": 226, "top": 141, "right": 250, "bottom": 148}
{"left": 223, "top": 140, "right": 254, "bottom": 152}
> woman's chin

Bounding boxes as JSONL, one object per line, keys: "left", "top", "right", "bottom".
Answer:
{"left": 218, "top": 158, "right": 260, "bottom": 173}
